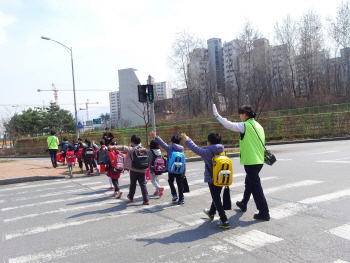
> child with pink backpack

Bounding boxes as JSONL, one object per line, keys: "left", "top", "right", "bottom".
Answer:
{"left": 107, "top": 147, "right": 125, "bottom": 198}
{"left": 147, "top": 140, "right": 166, "bottom": 197}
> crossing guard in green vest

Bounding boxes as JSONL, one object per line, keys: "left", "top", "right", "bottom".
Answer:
{"left": 213, "top": 104, "right": 270, "bottom": 221}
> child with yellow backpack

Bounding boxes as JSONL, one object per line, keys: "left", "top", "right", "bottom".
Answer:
{"left": 181, "top": 132, "right": 233, "bottom": 229}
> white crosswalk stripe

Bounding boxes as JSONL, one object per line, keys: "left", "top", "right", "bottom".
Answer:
{"left": 326, "top": 224, "right": 350, "bottom": 241}
{"left": 224, "top": 230, "right": 283, "bottom": 251}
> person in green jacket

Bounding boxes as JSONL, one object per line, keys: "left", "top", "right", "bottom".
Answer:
{"left": 213, "top": 104, "right": 270, "bottom": 221}
{"left": 47, "top": 130, "right": 59, "bottom": 168}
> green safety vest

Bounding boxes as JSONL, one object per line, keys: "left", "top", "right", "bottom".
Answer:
{"left": 239, "top": 118, "right": 265, "bottom": 165}
{"left": 47, "top": 136, "right": 58, "bottom": 150}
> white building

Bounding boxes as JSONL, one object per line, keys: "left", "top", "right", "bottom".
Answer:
{"left": 223, "top": 39, "right": 241, "bottom": 90}
{"left": 118, "top": 68, "right": 144, "bottom": 127}
{"left": 109, "top": 91, "right": 121, "bottom": 127}
{"left": 154, "top": 81, "right": 172, "bottom": 100}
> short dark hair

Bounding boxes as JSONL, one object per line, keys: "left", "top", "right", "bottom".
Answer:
{"left": 78, "top": 142, "right": 83, "bottom": 147}
{"left": 171, "top": 135, "right": 182, "bottom": 144}
{"left": 84, "top": 139, "right": 89, "bottom": 143}
{"left": 87, "top": 140, "right": 91, "bottom": 147}
{"left": 68, "top": 145, "right": 74, "bottom": 151}
{"left": 105, "top": 128, "right": 109, "bottom": 130}
{"left": 63, "top": 137, "right": 68, "bottom": 141}
{"left": 208, "top": 132, "right": 221, "bottom": 144}
{"left": 131, "top": 134, "right": 141, "bottom": 145}
{"left": 78, "top": 138, "right": 82, "bottom": 141}
{"left": 50, "top": 130, "right": 56, "bottom": 135}
{"left": 149, "top": 140, "right": 160, "bottom": 149}
{"left": 110, "top": 141, "right": 116, "bottom": 145}
{"left": 100, "top": 140, "right": 105, "bottom": 146}
{"left": 238, "top": 105, "right": 256, "bottom": 118}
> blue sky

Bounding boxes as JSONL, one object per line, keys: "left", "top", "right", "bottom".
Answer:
{"left": 0, "top": 0, "right": 343, "bottom": 122}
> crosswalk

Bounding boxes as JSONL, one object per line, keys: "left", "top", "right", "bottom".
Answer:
{"left": 1, "top": 167, "right": 349, "bottom": 263}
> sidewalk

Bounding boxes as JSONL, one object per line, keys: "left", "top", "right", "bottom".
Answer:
{"left": 0, "top": 160, "right": 91, "bottom": 185}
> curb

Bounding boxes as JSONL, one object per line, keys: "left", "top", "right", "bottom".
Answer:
{"left": 0, "top": 175, "right": 66, "bottom": 185}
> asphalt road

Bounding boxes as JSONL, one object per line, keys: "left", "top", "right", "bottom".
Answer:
{"left": 1, "top": 140, "right": 349, "bottom": 263}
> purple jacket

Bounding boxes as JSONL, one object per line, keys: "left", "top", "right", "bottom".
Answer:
{"left": 185, "top": 139, "right": 224, "bottom": 183}
{"left": 155, "top": 136, "right": 186, "bottom": 172}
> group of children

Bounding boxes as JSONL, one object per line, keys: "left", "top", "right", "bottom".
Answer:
{"left": 57, "top": 130, "right": 231, "bottom": 229}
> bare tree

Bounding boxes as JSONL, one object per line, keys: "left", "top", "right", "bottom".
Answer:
{"left": 274, "top": 15, "right": 298, "bottom": 96}
{"left": 126, "top": 100, "right": 150, "bottom": 145}
{"left": 168, "top": 30, "right": 202, "bottom": 116}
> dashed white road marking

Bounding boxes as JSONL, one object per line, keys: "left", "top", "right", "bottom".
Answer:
{"left": 326, "top": 223, "right": 350, "bottom": 241}
{"left": 80, "top": 182, "right": 103, "bottom": 186}
{"left": 334, "top": 260, "right": 350, "bottom": 263}
{"left": 0, "top": 185, "right": 75, "bottom": 197}
{"left": 224, "top": 230, "right": 283, "bottom": 251}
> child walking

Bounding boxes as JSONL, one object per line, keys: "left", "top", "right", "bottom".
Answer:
{"left": 181, "top": 132, "right": 230, "bottom": 229}
{"left": 75, "top": 142, "right": 84, "bottom": 172}
{"left": 66, "top": 145, "right": 75, "bottom": 178}
{"left": 83, "top": 140, "right": 95, "bottom": 176}
{"left": 107, "top": 148, "right": 124, "bottom": 198}
{"left": 150, "top": 131, "right": 185, "bottom": 205}
{"left": 108, "top": 135, "right": 149, "bottom": 205}
{"left": 147, "top": 140, "right": 165, "bottom": 197}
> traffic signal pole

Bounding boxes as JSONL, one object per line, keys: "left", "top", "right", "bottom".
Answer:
{"left": 148, "top": 75, "right": 156, "bottom": 133}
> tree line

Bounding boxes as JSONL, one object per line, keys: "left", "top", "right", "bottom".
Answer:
{"left": 1, "top": 103, "right": 75, "bottom": 147}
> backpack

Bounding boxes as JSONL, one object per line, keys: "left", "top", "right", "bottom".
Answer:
{"left": 66, "top": 151, "right": 75, "bottom": 163}
{"left": 132, "top": 146, "right": 149, "bottom": 169}
{"left": 97, "top": 150, "right": 110, "bottom": 165}
{"left": 150, "top": 151, "right": 166, "bottom": 175}
{"left": 211, "top": 152, "right": 233, "bottom": 187}
{"left": 73, "top": 144, "right": 78, "bottom": 151}
{"left": 168, "top": 150, "right": 185, "bottom": 174}
{"left": 76, "top": 148, "right": 83, "bottom": 159}
{"left": 85, "top": 146, "right": 95, "bottom": 159}
{"left": 109, "top": 151, "right": 124, "bottom": 172}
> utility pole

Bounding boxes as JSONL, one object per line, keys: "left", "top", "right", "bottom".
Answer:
{"left": 148, "top": 75, "right": 156, "bottom": 133}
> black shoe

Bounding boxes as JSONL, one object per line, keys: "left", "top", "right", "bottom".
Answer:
{"left": 236, "top": 201, "right": 247, "bottom": 212}
{"left": 253, "top": 213, "right": 270, "bottom": 221}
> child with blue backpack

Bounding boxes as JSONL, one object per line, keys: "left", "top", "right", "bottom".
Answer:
{"left": 147, "top": 140, "right": 166, "bottom": 197}
{"left": 150, "top": 131, "right": 185, "bottom": 205}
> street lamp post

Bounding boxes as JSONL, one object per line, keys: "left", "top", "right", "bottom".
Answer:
{"left": 41, "top": 36, "right": 79, "bottom": 139}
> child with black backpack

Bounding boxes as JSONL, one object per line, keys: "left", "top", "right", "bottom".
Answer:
{"left": 83, "top": 140, "right": 95, "bottom": 176}
{"left": 148, "top": 140, "right": 166, "bottom": 197}
{"left": 181, "top": 132, "right": 230, "bottom": 229}
{"left": 150, "top": 131, "right": 185, "bottom": 205}
{"left": 108, "top": 135, "right": 150, "bottom": 205}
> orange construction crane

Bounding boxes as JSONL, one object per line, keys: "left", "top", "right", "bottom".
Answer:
{"left": 37, "top": 84, "right": 113, "bottom": 106}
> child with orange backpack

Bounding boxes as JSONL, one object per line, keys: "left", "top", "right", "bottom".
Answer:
{"left": 65, "top": 145, "right": 75, "bottom": 178}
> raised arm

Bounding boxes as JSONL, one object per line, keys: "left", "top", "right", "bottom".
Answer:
{"left": 110, "top": 145, "right": 134, "bottom": 154}
{"left": 213, "top": 104, "right": 245, "bottom": 133}
{"left": 181, "top": 133, "right": 210, "bottom": 158}
{"left": 150, "top": 131, "right": 172, "bottom": 152}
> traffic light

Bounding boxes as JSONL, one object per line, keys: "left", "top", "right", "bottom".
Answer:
{"left": 147, "top": 84, "right": 154, "bottom": 102}
{"left": 138, "top": 85, "right": 147, "bottom": 103}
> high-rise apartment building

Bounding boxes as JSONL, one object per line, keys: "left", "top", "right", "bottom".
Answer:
{"left": 109, "top": 91, "right": 121, "bottom": 127}
{"left": 154, "top": 81, "right": 172, "bottom": 100}
{"left": 207, "top": 38, "right": 225, "bottom": 92}
{"left": 223, "top": 39, "right": 241, "bottom": 90}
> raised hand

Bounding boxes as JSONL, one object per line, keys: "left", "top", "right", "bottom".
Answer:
{"left": 150, "top": 131, "right": 157, "bottom": 138}
{"left": 213, "top": 104, "right": 219, "bottom": 117}
{"left": 181, "top": 133, "right": 189, "bottom": 141}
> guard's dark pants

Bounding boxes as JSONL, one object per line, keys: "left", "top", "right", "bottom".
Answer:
{"left": 208, "top": 183, "right": 228, "bottom": 222}
{"left": 242, "top": 164, "right": 269, "bottom": 214}
{"left": 129, "top": 170, "right": 149, "bottom": 202}
{"left": 168, "top": 172, "right": 184, "bottom": 200}
{"left": 49, "top": 149, "right": 57, "bottom": 167}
